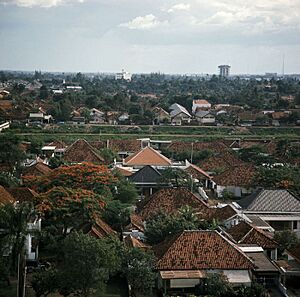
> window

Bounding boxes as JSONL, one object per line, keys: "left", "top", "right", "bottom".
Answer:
{"left": 293, "top": 221, "right": 298, "bottom": 230}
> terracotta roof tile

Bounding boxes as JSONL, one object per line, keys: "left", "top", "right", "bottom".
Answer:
{"left": 124, "top": 235, "right": 150, "bottom": 250}
{"left": 184, "top": 164, "right": 211, "bottom": 180}
{"left": 212, "top": 205, "right": 237, "bottom": 221}
{"left": 287, "top": 243, "right": 300, "bottom": 263}
{"left": 0, "top": 186, "right": 15, "bottom": 205}
{"left": 213, "top": 164, "right": 256, "bottom": 187}
{"left": 137, "top": 188, "right": 210, "bottom": 221}
{"left": 6, "top": 187, "right": 38, "bottom": 203}
{"left": 124, "top": 146, "right": 171, "bottom": 166}
{"left": 63, "top": 139, "right": 105, "bottom": 164}
{"left": 124, "top": 214, "right": 145, "bottom": 232}
{"left": 79, "top": 218, "right": 117, "bottom": 239}
{"left": 22, "top": 162, "right": 52, "bottom": 176}
{"left": 167, "top": 141, "right": 228, "bottom": 155}
{"left": 108, "top": 139, "right": 141, "bottom": 153}
{"left": 227, "top": 221, "right": 277, "bottom": 249}
{"left": 154, "top": 230, "right": 253, "bottom": 270}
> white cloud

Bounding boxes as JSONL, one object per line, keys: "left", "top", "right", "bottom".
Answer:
{"left": 167, "top": 3, "right": 190, "bottom": 13}
{"left": 119, "top": 14, "right": 168, "bottom": 30}
{"left": 0, "top": 0, "right": 84, "bottom": 7}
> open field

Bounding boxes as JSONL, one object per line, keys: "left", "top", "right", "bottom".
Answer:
{"left": 11, "top": 124, "right": 300, "bottom": 143}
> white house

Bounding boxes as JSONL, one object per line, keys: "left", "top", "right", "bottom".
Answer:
{"left": 195, "top": 110, "right": 216, "bottom": 125}
{"left": 169, "top": 103, "right": 191, "bottom": 125}
{"left": 115, "top": 69, "right": 132, "bottom": 81}
{"left": 192, "top": 99, "right": 211, "bottom": 113}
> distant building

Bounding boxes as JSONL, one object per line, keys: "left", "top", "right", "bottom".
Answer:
{"left": 115, "top": 69, "right": 132, "bottom": 81}
{"left": 192, "top": 99, "right": 211, "bottom": 113}
{"left": 218, "top": 65, "right": 231, "bottom": 77}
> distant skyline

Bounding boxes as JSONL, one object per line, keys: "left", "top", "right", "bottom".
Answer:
{"left": 0, "top": 0, "right": 300, "bottom": 74}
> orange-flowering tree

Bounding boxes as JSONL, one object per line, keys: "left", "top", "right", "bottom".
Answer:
{"left": 35, "top": 186, "right": 105, "bottom": 237}
{"left": 24, "top": 163, "right": 117, "bottom": 197}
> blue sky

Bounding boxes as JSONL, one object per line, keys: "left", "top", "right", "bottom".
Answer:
{"left": 0, "top": 0, "right": 300, "bottom": 74}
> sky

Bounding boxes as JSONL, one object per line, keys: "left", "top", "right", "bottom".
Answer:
{"left": 0, "top": 0, "right": 300, "bottom": 74}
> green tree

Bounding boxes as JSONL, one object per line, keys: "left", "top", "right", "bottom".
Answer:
{"left": 115, "top": 180, "right": 138, "bottom": 204}
{"left": 31, "top": 269, "right": 58, "bottom": 297}
{"left": 274, "top": 230, "right": 300, "bottom": 252}
{"left": 58, "top": 232, "right": 119, "bottom": 297}
{"left": 0, "top": 132, "right": 26, "bottom": 172}
{"left": 122, "top": 248, "right": 156, "bottom": 296}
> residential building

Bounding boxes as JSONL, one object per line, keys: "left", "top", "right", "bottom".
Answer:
{"left": 236, "top": 189, "right": 300, "bottom": 237}
{"left": 154, "top": 230, "right": 253, "bottom": 295}
{"left": 194, "top": 110, "right": 216, "bottom": 125}
{"left": 192, "top": 100, "right": 211, "bottom": 113}
{"left": 115, "top": 69, "right": 132, "bottom": 81}
{"left": 169, "top": 103, "right": 191, "bottom": 125}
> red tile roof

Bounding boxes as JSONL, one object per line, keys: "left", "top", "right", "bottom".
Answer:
{"left": 137, "top": 188, "right": 210, "bottom": 221}
{"left": 154, "top": 230, "right": 253, "bottom": 270}
{"left": 114, "top": 167, "right": 133, "bottom": 177}
{"left": 124, "top": 235, "right": 150, "bottom": 250}
{"left": 108, "top": 139, "right": 141, "bottom": 153}
{"left": 213, "top": 164, "right": 256, "bottom": 187}
{"left": 184, "top": 164, "right": 211, "bottom": 180}
{"left": 212, "top": 205, "right": 237, "bottom": 222}
{"left": 63, "top": 139, "right": 105, "bottom": 164}
{"left": 227, "top": 221, "right": 277, "bottom": 249}
{"left": 79, "top": 218, "right": 117, "bottom": 239}
{"left": 6, "top": 187, "right": 38, "bottom": 203}
{"left": 124, "top": 146, "right": 171, "bottom": 166}
{"left": 124, "top": 214, "right": 145, "bottom": 232}
{"left": 0, "top": 186, "right": 15, "bottom": 205}
{"left": 167, "top": 141, "right": 228, "bottom": 154}
{"left": 22, "top": 162, "right": 52, "bottom": 176}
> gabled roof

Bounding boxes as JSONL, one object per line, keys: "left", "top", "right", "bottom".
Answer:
{"left": 154, "top": 230, "right": 253, "bottom": 270}
{"left": 114, "top": 167, "right": 133, "bottom": 177}
{"left": 193, "top": 99, "right": 210, "bottom": 105}
{"left": 124, "top": 235, "right": 150, "bottom": 250}
{"left": 195, "top": 110, "right": 211, "bottom": 118}
{"left": 238, "top": 189, "right": 300, "bottom": 212}
{"left": 124, "top": 146, "right": 171, "bottom": 166}
{"left": 227, "top": 221, "right": 277, "bottom": 249}
{"left": 108, "top": 139, "right": 141, "bottom": 153}
{"left": 129, "top": 165, "right": 162, "bottom": 183}
{"left": 287, "top": 243, "right": 300, "bottom": 264}
{"left": 213, "top": 205, "right": 237, "bottom": 222}
{"left": 6, "top": 187, "right": 38, "bottom": 203}
{"left": 47, "top": 140, "right": 67, "bottom": 149}
{"left": 22, "top": 162, "right": 52, "bottom": 176}
{"left": 63, "top": 139, "right": 105, "bottom": 164}
{"left": 184, "top": 163, "right": 211, "bottom": 180}
{"left": 0, "top": 186, "right": 15, "bottom": 205}
{"left": 124, "top": 214, "right": 145, "bottom": 232}
{"left": 137, "top": 188, "right": 210, "bottom": 221}
{"left": 213, "top": 164, "right": 256, "bottom": 187}
{"left": 169, "top": 103, "right": 191, "bottom": 118}
{"left": 78, "top": 218, "right": 117, "bottom": 239}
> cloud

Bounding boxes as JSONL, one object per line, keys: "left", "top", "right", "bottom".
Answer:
{"left": 0, "top": 0, "right": 84, "bottom": 7}
{"left": 119, "top": 14, "right": 168, "bottom": 30}
{"left": 167, "top": 3, "right": 190, "bottom": 13}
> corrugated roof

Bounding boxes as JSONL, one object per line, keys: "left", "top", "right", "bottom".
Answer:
{"left": 238, "top": 189, "right": 300, "bottom": 212}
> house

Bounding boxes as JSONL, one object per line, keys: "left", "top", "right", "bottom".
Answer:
{"left": 128, "top": 165, "right": 166, "bottom": 197}
{"left": 77, "top": 218, "right": 117, "bottom": 239}
{"left": 42, "top": 140, "right": 67, "bottom": 158}
{"left": 194, "top": 110, "right": 216, "bottom": 125}
{"left": 136, "top": 187, "right": 211, "bottom": 221}
{"left": 108, "top": 139, "right": 142, "bottom": 159}
{"left": 22, "top": 162, "right": 52, "bottom": 177}
{"left": 212, "top": 164, "right": 256, "bottom": 198}
{"left": 89, "top": 108, "right": 105, "bottom": 124}
{"left": 124, "top": 235, "right": 150, "bottom": 250}
{"left": 169, "top": 103, "right": 191, "bottom": 125}
{"left": 239, "top": 246, "right": 280, "bottom": 287}
{"left": 115, "top": 69, "right": 132, "bottom": 81}
{"left": 63, "top": 139, "right": 105, "bottom": 164}
{"left": 123, "top": 146, "right": 172, "bottom": 168}
{"left": 154, "top": 230, "right": 253, "bottom": 295}
{"left": 28, "top": 112, "right": 53, "bottom": 124}
{"left": 236, "top": 189, "right": 300, "bottom": 237}
{"left": 192, "top": 99, "right": 211, "bottom": 113}
{"left": 71, "top": 116, "right": 85, "bottom": 125}
{"left": 276, "top": 243, "right": 300, "bottom": 293}
{"left": 184, "top": 162, "right": 212, "bottom": 189}
{"left": 226, "top": 221, "right": 278, "bottom": 260}
{"left": 152, "top": 107, "right": 170, "bottom": 124}
{"left": 0, "top": 186, "right": 41, "bottom": 261}
{"left": 118, "top": 112, "right": 129, "bottom": 123}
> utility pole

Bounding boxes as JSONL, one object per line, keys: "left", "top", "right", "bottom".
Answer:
{"left": 190, "top": 142, "right": 194, "bottom": 164}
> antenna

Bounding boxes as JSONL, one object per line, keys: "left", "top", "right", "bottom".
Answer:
{"left": 282, "top": 54, "right": 285, "bottom": 77}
